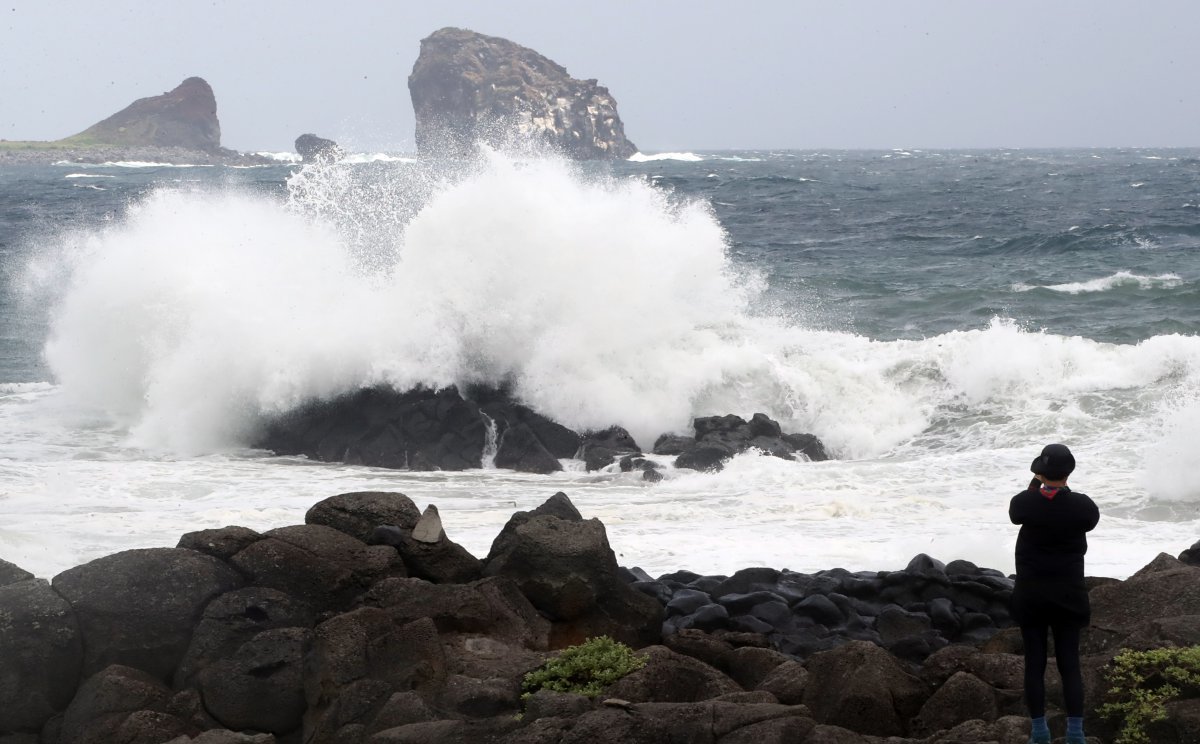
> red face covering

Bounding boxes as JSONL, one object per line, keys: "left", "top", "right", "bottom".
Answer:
{"left": 1039, "top": 484, "right": 1061, "bottom": 500}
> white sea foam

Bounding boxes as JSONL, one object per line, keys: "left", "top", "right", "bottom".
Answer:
{"left": 628, "top": 152, "right": 703, "bottom": 162}
{"left": 253, "top": 151, "right": 303, "bottom": 162}
{"left": 340, "top": 152, "right": 418, "bottom": 164}
{"left": 63, "top": 173, "right": 115, "bottom": 179}
{"left": 1013, "top": 271, "right": 1183, "bottom": 294}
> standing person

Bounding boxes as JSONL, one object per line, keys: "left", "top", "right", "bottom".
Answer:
{"left": 1009, "top": 443, "right": 1099, "bottom": 744}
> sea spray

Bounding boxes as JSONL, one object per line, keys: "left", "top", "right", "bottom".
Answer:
{"left": 34, "top": 151, "right": 1200, "bottom": 468}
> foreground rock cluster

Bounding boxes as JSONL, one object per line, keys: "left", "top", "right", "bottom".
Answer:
{"left": 256, "top": 385, "right": 829, "bottom": 477}
{"left": 2, "top": 491, "right": 1199, "bottom": 744}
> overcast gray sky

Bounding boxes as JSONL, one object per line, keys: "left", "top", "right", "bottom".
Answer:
{"left": 2, "top": 1, "right": 1197, "bottom": 153}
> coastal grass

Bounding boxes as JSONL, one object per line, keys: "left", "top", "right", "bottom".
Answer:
{"left": 0, "top": 135, "right": 108, "bottom": 151}
{"left": 521, "top": 635, "right": 647, "bottom": 702}
{"left": 1099, "top": 645, "right": 1200, "bottom": 743}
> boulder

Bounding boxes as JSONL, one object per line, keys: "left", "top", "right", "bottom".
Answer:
{"left": 177, "top": 526, "right": 262, "bottom": 562}
{"left": 295, "top": 133, "right": 342, "bottom": 162}
{"left": 718, "top": 716, "right": 816, "bottom": 743}
{"left": 0, "top": 557, "right": 32, "bottom": 586}
{"left": 801, "top": 640, "right": 928, "bottom": 737}
{"left": 483, "top": 494, "right": 662, "bottom": 647}
{"left": 51, "top": 548, "right": 242, "bottom": 680}
{"left": 1085, "top": 564, "right": 1200, "bottom": 654}
{"left": 479, "top": 397, "right": 581, "bottom": 459}
{"left": 197, "top": 627, "right": 310, "bottom": 734}
{"left": 365, "top": 691, "right": 436, "bottom": 732}
{"left": 911, "top": 671, "right": 998, "bottom": 736}
{"left": 68, "top": 77, "right": 222, "bottom": 151}
{"left": 674, "top": 413, "right": 829, "bottom": 472}
{"left": 163, "top": 732, "right": 276, "bottom": 744}
{"left": 725, "top": 646, "right": 791, "bottom": 690}
{"left": 175, "top": 586, "right": 314, "bottom": 687}
{"left": 754, "top": 661, "right": 809, "bottom": 706}
{"left": 556, "top": 701, "right": 812, "bottom": 744}
{"left": 493, "top": 423, "right": 563, "bottom": 473}
{"left": 0, "top": 579, "right": 82, "bottom": 733}
{"left": 257, "top": 386, "right": 489, "bottom": 471}
{"left": 520, "top": 690, "right": 593, "bottom": 723}
{"left": 409, "top": 27, "right": 637, "bottom": 160}
{"left": 361, "top": 576, "right": 549, "bottom": 649}
{"left": 579, "top": 427, "right": 641, "bottom": 471}
{"left": 1179, "top": 539, "right": 1200, "bottom": 566}
{"left": 605, "top": 646, "right": 742, "bottom": 703}
{"left": 652, "top": 434, "right": 695, "bottom": 455}
{"left": 112, "top": 709, "right": 197, "bottom": 744}
{"left": 303, "top": 612, "right": 446, "bottom": 740}
{"left": 366, "top": 522, "right": 482, "bottom": 584}
{"left": 230, "top": 524, "right": 400, "bottom": 611}
{"left": 306, "top": 491, "right": 422, "bottom": 543}
{"left": 56, "top": 665, "right": 174, "bottom": 744}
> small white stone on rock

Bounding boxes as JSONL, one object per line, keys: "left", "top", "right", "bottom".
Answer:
{"left": 412, "top": 504, "right": 445, "bottom": 544}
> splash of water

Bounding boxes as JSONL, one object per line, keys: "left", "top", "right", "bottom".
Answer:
{"left": 32, "top": 151, "right": 1200, "bottom": 472}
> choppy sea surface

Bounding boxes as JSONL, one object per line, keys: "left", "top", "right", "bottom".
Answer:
{"left": 2, "top": 148, "right": 1198, "bottom": 580}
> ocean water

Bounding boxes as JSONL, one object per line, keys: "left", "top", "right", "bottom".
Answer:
{"left": 1, "top": 148, "right": 1198, "bottom": 581}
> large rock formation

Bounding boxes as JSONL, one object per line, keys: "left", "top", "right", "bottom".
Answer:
{"left": 408, "top": 27, "right": 638, "bottom": 159}
{"left": 69, "top": 77, "right": 222, "bottom": 151}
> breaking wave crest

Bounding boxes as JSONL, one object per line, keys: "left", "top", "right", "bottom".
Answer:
{"left": 32, "top": 152, "right": 1200, "bottom": 468}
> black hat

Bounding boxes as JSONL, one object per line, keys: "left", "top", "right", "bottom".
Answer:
{"left": 1030, "top": 443, "right": 1075, "bottom": 480}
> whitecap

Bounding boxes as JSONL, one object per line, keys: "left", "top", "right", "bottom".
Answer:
{"left": 1015, "top": 271, "right": 1182, "bottom": 294}
{"left": 627, "top": 152, "right": 703, "bottom": 162}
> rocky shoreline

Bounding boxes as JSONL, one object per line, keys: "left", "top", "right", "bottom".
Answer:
{"left": 2, "top": 490, "right": 1199, "bottom": 744}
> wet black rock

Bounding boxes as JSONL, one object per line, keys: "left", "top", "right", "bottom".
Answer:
{"left": 671, "top": 413, "right": 829, "bottom": 472}
{"left": 294, "top": 133, "right": 342, "bottom": 162}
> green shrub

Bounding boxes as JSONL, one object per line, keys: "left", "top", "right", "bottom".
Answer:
{"left": 1099, "top": 645, "right": 1200, "bottom": 744}
{"left": 521, "top": 635, "right": 648, "bottom": 700}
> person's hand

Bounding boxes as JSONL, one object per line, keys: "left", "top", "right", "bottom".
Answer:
{"left": 1029, "top": 476, "right": 1042, "bottom": 491}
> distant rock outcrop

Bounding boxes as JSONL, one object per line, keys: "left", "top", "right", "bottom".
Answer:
{"left": 70, "top": 77, "right": 222, "bottom": 151}
{"left": 408, "top": 27, "right": 637, "bottom": 160}
{"left": 294, "top": 133, "right": 342, "bottom": 163}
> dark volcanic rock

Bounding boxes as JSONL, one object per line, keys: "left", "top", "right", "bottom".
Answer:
{"left": 196, "top": 627, "right": 310, "bottom": 734}
{"left": 493, "top": 423, "right": 563, "bottom": 474}
{"left": 71, "top": 77, "right": 222, "bottom": 151}
{"left": 51, "top": 548, "right": 242, "bottom": 680}
{"left": 579, "top": 426, "right": 641, "bottom": 471}
{"left": 176, "top": 526, "right": 262, "bottom": 562}
{"left": 305, "top": 491, "right": 422, "bottom": 543}
{"left": 0, "top": 557, "right": 33, "bottom": 586}
{"left": 673, "top": 413, "right": 829, "bottom": 472}
{"left": 256, "top": 386, "right": 489, "bottom": 471}
{"left": 174, "top": 587, "right": 315, "bottom": 688}
{"left": 56, "top": 665, "right": 179, "bottom": 744}
{"left": 229, "top": 524, "right": 401, "bottom": 612}
{"left": 801, "top": 640, "right": 927, "bottom": 736}
{"left": 294, "top": 133, "right": 342, "bottom": 162}
{"left": 483, "top": 493, "right": 662, "bottom": 647}
{"left": 1179, "top": 538, "right": 1200, "bottom": 566}
{"left": 409, "top": 27, "right": 637, "bottom": 160}
{"left": 480, "top": 398, "right": 581, "bottom": 459}
{"left": 0, "top": 579, "right": 82, "bottom": 733}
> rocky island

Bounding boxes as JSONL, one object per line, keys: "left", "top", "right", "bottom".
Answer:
{"left": 1, "top": 489, "right": 1198, "bottom": 743}
{"left": 409, "top": 27, "right": 638, "bottom": 160}
{"left": 0, "top": 77, "right": 273, "bottom": 166}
